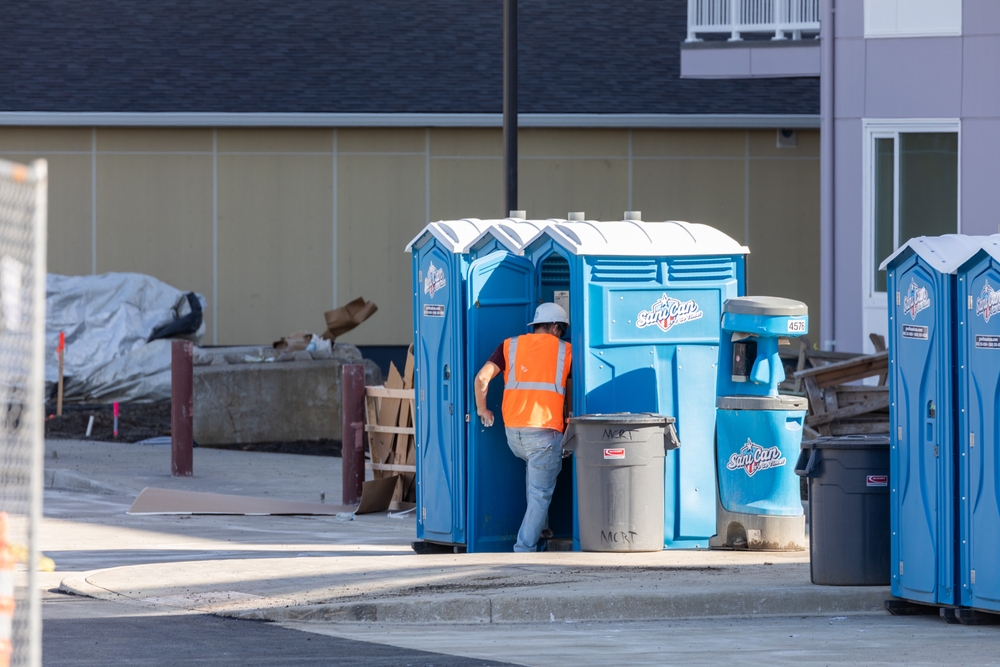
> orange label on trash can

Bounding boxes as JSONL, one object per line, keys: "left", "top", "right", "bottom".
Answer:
{"left": 603, "top": 448, "right": 626, "bottom": 459}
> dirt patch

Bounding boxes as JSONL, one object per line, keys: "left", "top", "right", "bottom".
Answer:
{"left": 202, "top": 440, "right": 342, "bottom": 457}
{"left": 45, "top": 402, "right": 171, "bottom": 442}
{"left": 45, "top": 401, "right": 342, "bottom": 456}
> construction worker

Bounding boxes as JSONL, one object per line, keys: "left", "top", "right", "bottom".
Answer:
{"left": 474, "top": 302, "right": 571, "bottom": 552}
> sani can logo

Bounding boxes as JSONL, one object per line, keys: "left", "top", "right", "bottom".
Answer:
{"left": 903, "top": 279, "right": 931, "bottom": 320}
{"left": 635, "top": 294, "right": 703, "bottom": 332}
{"left": 423, "top": 262, "right": 446, "bottom": 297}
{"left": 867, "top": 475, "right": 888, "bottom": 487}
{"left": 976, "top": 280, "right": 1000, "bottom": 323}
{"left": 603, "top": 448, "right": 626, "bottom": 460}
{"left": 725, "top": 439, "right": 787, "bottom": 477}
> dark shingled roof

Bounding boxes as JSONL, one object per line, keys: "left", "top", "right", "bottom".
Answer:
{"left": 1, "top": 1, "right": 819, "bottom": 115}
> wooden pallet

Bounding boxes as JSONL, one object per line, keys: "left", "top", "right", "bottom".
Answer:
{"left": 363, "top": 345, "right": 416, "bottom": 503}
{"left": 793, "top": 341, "right": 890, "bottom": 439}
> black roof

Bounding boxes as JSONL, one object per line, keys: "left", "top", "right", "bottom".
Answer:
{"left": 1, "top": 1, "right": 819, "bottom": 115}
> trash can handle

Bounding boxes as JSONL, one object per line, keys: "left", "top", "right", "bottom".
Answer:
{"left": 560, "top": 430, "right": 577, "bottom": 455}
{"left": 794, "top": 448, "right": 820, "bottom": 478}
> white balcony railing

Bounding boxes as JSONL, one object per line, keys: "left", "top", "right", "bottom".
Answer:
{"left": 687, "top": 0, "right": 820, "bottom": 42}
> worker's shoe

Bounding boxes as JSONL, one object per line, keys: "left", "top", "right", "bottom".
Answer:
{"left": 540, "top": 528, "right": 554, "bottom": 540}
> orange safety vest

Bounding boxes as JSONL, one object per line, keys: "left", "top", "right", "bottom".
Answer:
{"left": 501, "top": 333, "right": 572, "bottom": 432}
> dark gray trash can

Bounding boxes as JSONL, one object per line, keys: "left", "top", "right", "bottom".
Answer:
{"left": 561, "top": 413, "right": 680, "bottom": 552}
{"left": 795, "top": 435, "right": 890, "bottom": 585}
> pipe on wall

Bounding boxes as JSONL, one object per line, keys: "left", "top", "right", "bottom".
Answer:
{"left": 819, "top": 0, "right": 836, "bottom": 351}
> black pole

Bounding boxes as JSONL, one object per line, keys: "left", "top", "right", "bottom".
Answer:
{"left": 503, "top": 0, "right": 517, "bottom": 215}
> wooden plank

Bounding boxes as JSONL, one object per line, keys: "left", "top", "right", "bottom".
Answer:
{"left": 835, "top": 385, "right": 889, "bottom": 393}
{"left": 830, "top": 421, "right": 891, "bottom": 436}
{"left": 807, "top": 394, "right": 891, "bottom": 427}
{"left": 793, "top": 339, "right": 808, "bottom": 393}
{"left": 834, "top": 386, "right": 889, "bottom": 407}
{"left": 365, "top": 424, "right": 415, "bottom": 435}
{"left": 365, "top": 462, "right": 417, "bottom": 473}
{"left": 366, "top": 387, "right": 415, "bottom": 400}
{"left": 370, "top": 361, "right": 404, "bottom": 475}
{"left": 802, "top": 377, "right": 832, "bottom": 436}
{"left": 793, "top": 352, "right": 889, "bottom": 389}
{"left": 393, "top": 345, "right": 416, "bottom": 503}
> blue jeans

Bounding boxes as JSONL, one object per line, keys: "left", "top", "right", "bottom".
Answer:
{"left": 505, "top": 427, "right": 563, "bottom": 552}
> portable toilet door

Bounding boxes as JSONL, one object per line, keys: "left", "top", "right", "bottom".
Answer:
{"left": 881, "top": 235, "right": 979, "bottom": 606}
{"left": 464, "top": 250, "right": 535, "bottom": 552}
{"left": 524, "top": 217, "right": 748, "bottom": 549}
{"left": 956, "top": 239, "right": 1000, "bottom": 613}
{"left": 407, "top": 219, "right": 489, "bottom": 547}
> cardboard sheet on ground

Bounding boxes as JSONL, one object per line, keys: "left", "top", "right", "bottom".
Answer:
{"left": 127, "top": 488, "right": 357, "bottom": 515}
{"left": 356, "top": 475, "right": 399, "bottom": 514}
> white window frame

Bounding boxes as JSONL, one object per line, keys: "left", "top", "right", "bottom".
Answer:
{"left": 860, "top": 118, "right": 961, "bottom": 351}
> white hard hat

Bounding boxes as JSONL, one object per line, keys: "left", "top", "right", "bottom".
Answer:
{"left": 528, "top": 302, "right": 569, "bottom": 327}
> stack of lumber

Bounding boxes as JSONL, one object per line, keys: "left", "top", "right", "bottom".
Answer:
{"left": 364, "top": 345, "right": 416, "bottom": 504}
{"left": 791, "top": 340, "right": 890, "bottom": 440}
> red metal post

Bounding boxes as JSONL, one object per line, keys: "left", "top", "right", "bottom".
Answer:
{"left": 171, "top": 340, "right": 194, "bottom": 477}
{"left": 341, "top": 364, "right": 366, "bottom": 505}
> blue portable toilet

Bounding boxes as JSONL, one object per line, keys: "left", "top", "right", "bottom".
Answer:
{"left": 956, "top": 237, "right": 1000, "bottom": 613}
{"left": 406, "top": 218, "right": 491, "bottom": 547}
{"left": 880, "top": 235, "right": 981, "bottom": 606}
{"left": 522, "top": 214, "right": 748, "bottom": 549}
{"left": 408, "top": 215, "right": 571, "bottom": 552}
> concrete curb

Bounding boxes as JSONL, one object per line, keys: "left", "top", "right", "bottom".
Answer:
{"left": 59, "top": 570, "right": 131, "bottom": 601}
{"left": 223, "top": 586, "right": 890, "bottom": 625}
{"left": 45, "top": 468, "right": 135, "bottom": 496}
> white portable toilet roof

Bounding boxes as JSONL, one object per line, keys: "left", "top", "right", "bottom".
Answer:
{"left": 470, "top": 218, "right": 562, "bottom": 254}
{"left": 878, "top": 234, "right": 985, "bottom": 274}
{"left": 405, "top": 218, "right": 490, "bottom": 254}
{"left": 525, "top": 219, "right": 749, "bottom": 257}
{"left": 975, "top": 235, "right": 1000, "bottom": 265}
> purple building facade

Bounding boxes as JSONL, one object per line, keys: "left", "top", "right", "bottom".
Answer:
{"left": 685, "top": 0, "right": 1000, "bottom": 352}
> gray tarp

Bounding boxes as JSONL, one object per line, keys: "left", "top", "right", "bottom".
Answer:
{"left": 46, "top": 273, "right": 206, "bottom": 403}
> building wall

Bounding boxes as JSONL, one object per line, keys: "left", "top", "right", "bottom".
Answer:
{"left": 832, "top": 0, "right": 1000, "bottom": 352}
{"left": 0, "top": 126, "right": 820, "bottom": 347}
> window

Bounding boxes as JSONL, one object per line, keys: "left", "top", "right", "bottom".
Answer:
{"left": 871, "top": 131, "right": 959, "bottom": 292}
{"left": 862, "top": 121, "right": 959, "bottom": 349}
{"left": 864, "top": 0, "right": 962, "bottom": 38}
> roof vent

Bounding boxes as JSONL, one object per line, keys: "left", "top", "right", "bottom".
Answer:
{"left": 509, "top": 210, "right": 526, "bottom": 219}
{"left": 567, "top": 212, "right": 585, "bottom": 221}
{"left": 624, "top": 211, "right": 642, "bottom": 221}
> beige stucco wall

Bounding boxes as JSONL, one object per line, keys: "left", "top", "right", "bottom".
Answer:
{"left": 0, "top": 126, "right": 820, "bottom": 347}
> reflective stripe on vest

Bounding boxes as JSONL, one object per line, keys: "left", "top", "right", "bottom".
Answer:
{"left": 504, "top": 336, "right": 568, "bottom": 396}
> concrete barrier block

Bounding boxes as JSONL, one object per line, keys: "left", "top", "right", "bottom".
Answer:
{"left": 193, "top": 346, "right": 381, "bottom": 445}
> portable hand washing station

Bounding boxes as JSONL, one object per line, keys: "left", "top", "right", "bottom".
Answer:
{"left": 711, "top": 296, "right": 809, "bottom": 549}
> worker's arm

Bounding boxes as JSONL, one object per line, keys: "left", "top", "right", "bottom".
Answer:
{"left": 474, "top": 361, "right": 501, "bottom": 427}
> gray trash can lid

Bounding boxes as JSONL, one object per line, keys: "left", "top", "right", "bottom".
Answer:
{"left": 717, "top": 395, "right": 808, "bottom": 411}
{"left": 723, "top": 296, "right": 807, "bottom": 317}
{"left": 567, "top": 412, "right": 674, "bottom": 426}
{"left": 801, "top": 435, "right": 890, "bottom": 450}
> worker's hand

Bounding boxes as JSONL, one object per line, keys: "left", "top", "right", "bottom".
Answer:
{"left": 478, "top": 408, "right": 494, "bottom": 428}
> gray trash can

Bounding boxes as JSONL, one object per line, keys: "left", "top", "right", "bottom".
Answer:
{"left": 561, "top": 413, "right": 680, "bottom": 552}
{"left": 795, "top": 435, "right": 890, "bottom": 585}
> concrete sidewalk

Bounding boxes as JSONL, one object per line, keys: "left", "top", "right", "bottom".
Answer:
{"left": 45, "top": 438, "right": 890, "bottom": 625}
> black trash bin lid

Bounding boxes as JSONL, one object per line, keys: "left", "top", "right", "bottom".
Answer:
{"left": 801, "top": 434, "right": 890, "bottom": 450}
{"left": 567, "top": 413, "right": 674, "bottom": 426}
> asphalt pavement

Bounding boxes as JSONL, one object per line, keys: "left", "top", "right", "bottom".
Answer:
{"left": 39, "top": 438, "right": 1000, "bottom": 666}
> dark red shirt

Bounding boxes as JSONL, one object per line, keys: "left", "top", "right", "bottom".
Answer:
{"left": 487, "top": 343, "right": 506, "bottom": 372}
